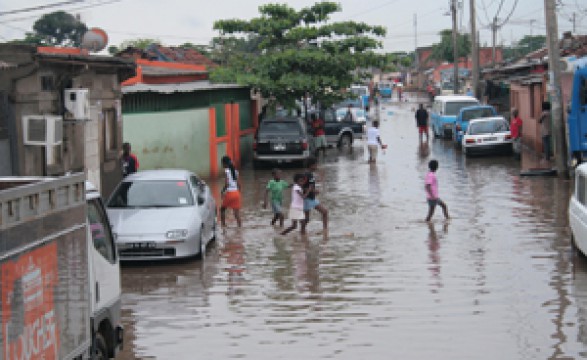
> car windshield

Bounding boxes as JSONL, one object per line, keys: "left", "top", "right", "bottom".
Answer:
{"left": 445, "top": 101, "right": 480, "bottom": 116}
{"left": 259, "top": 121, "right": 302, "bottom": 135}
{"left": 108, "top": 180, "right": 194, "bottom": 208}
{"left": 462, "top": 108, "right": 495, "bottom": 121}
{"left": 468, "top": 120, "right": 509, "bottom": 135}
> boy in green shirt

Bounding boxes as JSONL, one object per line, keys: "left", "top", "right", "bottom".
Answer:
{"left": 263, "top": 168, "right": 290, "bottom": 227}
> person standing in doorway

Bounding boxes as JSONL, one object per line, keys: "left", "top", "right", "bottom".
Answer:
{"left": 415, "top": 104, "right": 429, "bottom": 143}
{"left": 539, "top": 102, "right": 552, "bottom": 160}
{"left": 425, "top": 159, "right": 449, "bottom": 222}
{"left": 120, "top": 142, "right": 139, "bottom": 177}
{"left": 301, "top": 157, "right": 328, "bottom": 235}
{"left": 220, "top": 155, "right": 242, "bottom": 227}
{"left": 510, "top": 108, "right": 523, "bottom": 159}
{"left": 366, "top": 120, "right": 387, "bottom": 163}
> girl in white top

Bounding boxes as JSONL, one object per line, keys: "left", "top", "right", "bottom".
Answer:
{"left": 220, "top": 156, "right": 242, "bottom": 227}
{"left": 281, "top": 174, "right": 306, "bottom": 235}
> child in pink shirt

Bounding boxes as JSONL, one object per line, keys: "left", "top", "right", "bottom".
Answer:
{"left": 425, "top": 159, "right": 449, "bottom": 222}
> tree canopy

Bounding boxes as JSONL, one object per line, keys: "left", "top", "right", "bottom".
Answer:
{"left": 212, "top": 2, "right": 386, "bottom": 108}
{"left": 502, "top": 35, "right": 546, "bottom": 60}
{"left": 31, "top": 11, "right": 87, "bottom": 47}
{"left": 429, "top": 29, "right": 471, "bottom": 63}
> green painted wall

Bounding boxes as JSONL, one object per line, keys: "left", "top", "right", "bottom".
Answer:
{"left": 123, "top": 109, "right": 211, "bottom": 176}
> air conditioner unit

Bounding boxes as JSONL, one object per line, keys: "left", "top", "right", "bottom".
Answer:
{"left": 22, "top": 115, "right": 63, "bottom": 146}
{"left": 64, "top": 88, "right": 90, "bottom": 120}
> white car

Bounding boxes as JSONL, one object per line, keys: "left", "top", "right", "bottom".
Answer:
{"left": 106, "top": 169, "right": 217, "bottom": 261}
{"left": 461, "top": 117, "right": 513, "bottom": 156}
{"left": 570, "top": 163, "right": 587, "bottom": 256}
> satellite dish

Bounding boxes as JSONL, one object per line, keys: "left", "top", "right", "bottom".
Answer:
{"left": 81, "top": 28, "right": 108, "bottom": 52}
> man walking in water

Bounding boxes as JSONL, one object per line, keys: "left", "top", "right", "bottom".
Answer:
{"left": 415, "top": 104, "right": 429, "bottom": 143}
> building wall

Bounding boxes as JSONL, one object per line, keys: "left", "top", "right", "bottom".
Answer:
{"left": 123, "top": 108, "right": 211, "bottom": 175}
{"left": 511, "top": 82, "right": 544, "bottom": 152}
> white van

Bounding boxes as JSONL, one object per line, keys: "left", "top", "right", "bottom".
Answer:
{"left": 570, "top": 163, "right": 587, "bottom": 256}
{"left": 430, "top": 95, "right": 479, "bottom": 139}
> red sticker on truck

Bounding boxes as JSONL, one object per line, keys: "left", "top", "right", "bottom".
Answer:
{"left": 2, "top": 242, "right": 60, "bottom": 360}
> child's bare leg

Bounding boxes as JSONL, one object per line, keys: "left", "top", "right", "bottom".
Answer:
{"left": 425, "top": 203, "right": 436, "bottom": 222}
{"left": 279, "top": 213, "right": 285, "bottom": 227}
{"left": 281, "top": 220, "right": 297, "bottom": 235}
{"left": 234, "top": 209, "right": 242, "bottom": 227}
{"left": 301, "top": 211, "right": 310, "bottom": 234}
{"left": 271, "top": 213, "right": 278, "bottom": 225}
{"left": 220, "top": 207, "right": 227, "bottom": 227}
{"left": 315, "top": 205, "right": 328, "bottom": 230}
{"left": 438, "top": 200, "right": 449, "bottom": 219}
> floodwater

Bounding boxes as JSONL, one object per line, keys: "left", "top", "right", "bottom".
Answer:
{"left": 117, "top": 98, "right": 587, "bottom": 359}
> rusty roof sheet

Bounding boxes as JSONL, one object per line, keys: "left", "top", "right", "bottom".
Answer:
{"left": 122, "top": 80, "right": 245, "bottom": 94}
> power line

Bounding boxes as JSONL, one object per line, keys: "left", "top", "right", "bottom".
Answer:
{"left": 0, "top": 0, "right": 85, "bottom": 16}
{"left": 0, "top": 0, "right": 123, "bottom": 24}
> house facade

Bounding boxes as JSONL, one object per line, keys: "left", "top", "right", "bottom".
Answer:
{"left": 0, "top": 44, "right": 134, "bottom": 196}
{"left": 119, "top": 56, "right": 256, "bottom": 179}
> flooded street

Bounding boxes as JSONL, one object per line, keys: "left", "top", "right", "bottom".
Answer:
{"left": 117, "top": 100, "right": 587, "bottom": 359}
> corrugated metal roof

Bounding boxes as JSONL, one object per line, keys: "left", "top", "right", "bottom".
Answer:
{"left": 141, "top": 65, "right": 206, "bottom": 76}
{"left": 122, "top": 81, "right": 246, "bottom": 94}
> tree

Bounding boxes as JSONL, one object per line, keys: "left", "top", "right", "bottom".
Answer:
{"left": 212, "top": 2, "right": 386, "bottom": 108}
{"left": 429, "top": 29, "right": 471, "bottom": 63}
{"left": 30, "top": 11, "right": 87, "bottom": 47}
{"left": 502, "top": 35, "right": 546, "bottom": 60}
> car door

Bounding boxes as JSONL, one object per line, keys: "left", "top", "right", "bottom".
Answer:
{"left": 323, "top": 108, "right": 339, "bottom": 145}
{"left": 190, "top": 175, "right": 213, "bottom": 242}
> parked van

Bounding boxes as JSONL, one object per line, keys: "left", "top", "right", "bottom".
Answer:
{"left": 431, "top": 95, "right": 479, "bottom": 139}
{"left": 570, "top": 162, "right": 587, "bottom": 256}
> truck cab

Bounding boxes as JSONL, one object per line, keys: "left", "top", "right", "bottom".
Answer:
{"left": 86, "top": 181, "right": 123, "bottom": 359}
{"left": 567, "top": 62, "right": 587, "bottom": 165}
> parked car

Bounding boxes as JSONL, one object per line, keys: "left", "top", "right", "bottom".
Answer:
{"left": 378, "top": 83, "right": 393, "bottom": 98}
{"left": 253, "top": 116, "right": 313, "bottom": 167}
{"left": 322, "top": 108, "right": 364, "bottom": 147}
{"left": 350, "top": 85, "right": 370, "bottom": 109}
{"left": 570, "top": 162, "right": 587, "bottom": 255}
{"left": 431, "top": 95, "right": 480, "bottom": 139}
{"left": 461, "top": 117, "right": 513, "bottom": 156}
{"left": 106, "top": 169, "right": 217, "bottom": 261}
{"left": 453, "top": 105, "right": 497, "bottom": 147}
{"left": 335, "top": 107, "right": 368, "bottom": 123}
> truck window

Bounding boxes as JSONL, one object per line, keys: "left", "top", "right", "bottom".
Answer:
{"left": 578, "top": 174, "right": 586, "bottom": 206}
{"left": 87, "top": 199, "right": 116, "bottom": 263}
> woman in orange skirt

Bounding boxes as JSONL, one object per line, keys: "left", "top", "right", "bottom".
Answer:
{"left": 220, "top": 156, "right": 242, "bottom": 227}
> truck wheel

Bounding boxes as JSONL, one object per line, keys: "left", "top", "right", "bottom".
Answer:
{"left": 93, "top": 333, "right": 108, "bottom": 360}
{"left": 338, "top": 134, "right": 352, "bottom": 148}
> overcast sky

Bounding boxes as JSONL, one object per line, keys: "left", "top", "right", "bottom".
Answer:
{"left": 0, "top": 0, "right": 585, "bottom": 53}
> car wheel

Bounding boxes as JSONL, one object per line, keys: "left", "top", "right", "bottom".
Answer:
{"left": 338, "top": 134, "right": 352, "bottom": 148}
{"left": 463, "top": 146, "right": 469, "bottom": 156}
{"left": 93, "top": 333, "right": 108, "bottom": 360}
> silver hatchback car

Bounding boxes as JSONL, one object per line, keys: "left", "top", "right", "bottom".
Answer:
{"left": 106, "top": 169, "right": 216, "bottom": 261}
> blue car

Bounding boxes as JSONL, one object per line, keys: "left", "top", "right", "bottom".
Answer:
{"left": 453, "top": 105, "right": 497, "bottom": 147}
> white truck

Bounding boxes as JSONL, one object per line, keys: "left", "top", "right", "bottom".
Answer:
{"left": 0, "top": 173, "right": 123, "bottom": 359}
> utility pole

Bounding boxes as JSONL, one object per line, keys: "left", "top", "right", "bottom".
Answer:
{"left": 544, "top": 0, "right": 567, "bottom": 176}
{"left": 572, "top": 12, "right": 576, "bottom": 33}
{"left": 470, "top": 0, "right": 479, "bottom": 98}
{"left": 491, "top": 16, "right": 497, "bottom": 65}
{"left": 530, "top": 19, "right": 536, "bottom": 36}
{"left": 451, "top": 0, "right": 459, "bottom": 94}
{"left": 414, "top": 13, "right": 418, "bottom": 68}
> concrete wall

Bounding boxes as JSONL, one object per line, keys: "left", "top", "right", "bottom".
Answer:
{"left": 123, "top": 108, "right": 211, "bottom": 176}
{"left": 511, "top": 82, "right": 546, "bottom": 153}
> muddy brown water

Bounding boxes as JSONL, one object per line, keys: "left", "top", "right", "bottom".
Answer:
{"left": 117, "top": 101, "right": 587, "bottom": 359}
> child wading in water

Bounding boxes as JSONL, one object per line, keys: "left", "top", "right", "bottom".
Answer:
{"left": 263, "top": 168, "right": 289, "bottom": 227}
{"left": 281, "top": 174, "right": 307, "bottom": 235}
{"left": 425, "top": 159, "right": 449, "bottom": 222}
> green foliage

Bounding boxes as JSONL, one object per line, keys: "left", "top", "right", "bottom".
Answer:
{"left": 118, "top": 38, "right": 160, "bottom": 51}
{"left": 429, "top": 29, "right": 471, "bottom": 63}
{"left": 212, "top": 1, "right": 386, "bottom": 107}
{"left": 30, "top": 11, "right": 87, "bottom": 47}
{"left": 503, "top": 35, "right": 546, "bottom": 60}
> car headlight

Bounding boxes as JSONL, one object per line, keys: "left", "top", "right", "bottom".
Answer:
{"left": 166, "top": 229, "right": 188, "bottom": 239}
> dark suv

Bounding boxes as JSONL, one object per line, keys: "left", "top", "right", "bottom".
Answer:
{"left": 253, "top": 117, "right": 314, "bottom": 167}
